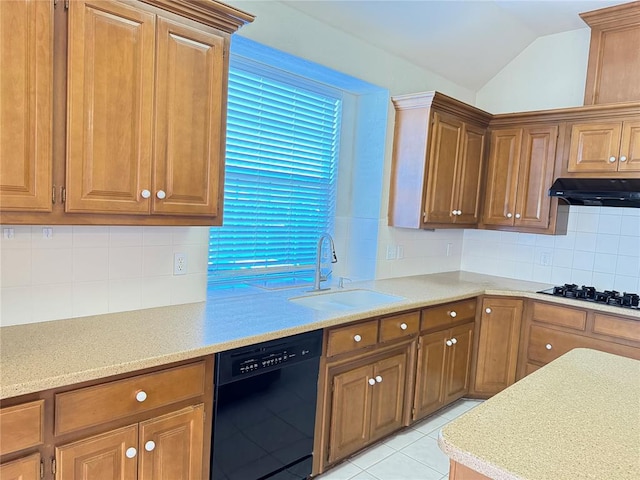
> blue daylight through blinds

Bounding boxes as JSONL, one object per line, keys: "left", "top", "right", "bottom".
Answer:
{"left": 208, "top": 66, "right": 342, "bottom": 283}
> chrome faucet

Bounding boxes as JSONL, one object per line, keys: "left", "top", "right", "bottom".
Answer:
{"left": 311, "top": 233, "right": 337, "bottom": 292}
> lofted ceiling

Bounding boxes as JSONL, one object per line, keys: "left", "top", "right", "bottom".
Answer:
{"left": 281, "top": 0, "right": 624, "bottom": 91}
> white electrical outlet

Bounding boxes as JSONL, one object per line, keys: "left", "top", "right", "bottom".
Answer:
{"left": 3, "top": 228, "right": 14, "bottom": 239}
{"left": 42, "top": 227, "right": 53, "bottom": 239}
{"left": 174, "top": 253, "right": 187, "bottom": 275}
{"left": 446, "top": 243, "right": 453, "bottom": 257}
{"left": 386, "top": 244, "right": 396, "bottom": 260}
{"left": 396, "top": 245, "right": 404, "bottom": 259}
{"left": 539, "top": 252, "right": 553, "bottom": 266}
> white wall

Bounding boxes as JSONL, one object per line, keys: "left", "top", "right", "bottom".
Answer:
{"left": 465, "top": 29, "right": 640, "bottom": 292}
{"left": 0, "top": 226, "right": 209, "bottom": 326}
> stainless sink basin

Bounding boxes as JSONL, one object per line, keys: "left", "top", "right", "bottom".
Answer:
{"left": 289, "top": 289, "right": 405, "bottom": 311}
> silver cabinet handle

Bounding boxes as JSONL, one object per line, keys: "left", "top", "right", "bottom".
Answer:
{"left": 506, "top": 213, "right": 513, "bottom": 218}
{"left": 609, "top": 156, "right": 617, "bottom": 163}
{"left": 141, "top": 189, "right": 151, "bottom": 199}
{"left": 136, "top": 391, "right": 147, "bottom": 402}
{"left": 368, "top": 378, "right": 376, "bottom": 386}
{"left": 515, "top": 213, "right": 521, "bottom": 219}
{"left": 125, "top": 447, "right": 137, "bottom": 459}
{"left": 449, "top": 311, "right": 457, "bottom": 318}
{"left": 546, "top": 344, "right": 552, "bottom": 350}
{"left": 446, "top": 340, "right": 453, "bottom": 347}
{"left": 375, "top": 375, "right": 383, "bottom": 383}
{"left": 400, "top": 323, "right": 408, "bottom": 330}
{"left": 485, "top": 308, "right": 492, "bottom": 314}
{"left": 451, "top": 338, "right": 457, "bottom": 345}
{"left": 620, "top": 156, "right": 627, "bottom": 162}
{"left": 353, "top": 334, "right": 362, "bottom": 342}
{"left": 156, "top": 190, "right": 166, "bottom": 199}
{"left": 144, "top": 440, "right": 156, "bottom": 452}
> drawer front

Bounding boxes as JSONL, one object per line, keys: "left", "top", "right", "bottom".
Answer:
{"left": 326, "top": 320, "right": 378, "bottom": 357}
{"left": 528, "top": 325, "right": 640, "bottom": 365}
{"left": 592, "top": 313, "right": 640, "bottom": 343}
{"left": 55, "top": 361, "right": 206, "bottom": 435}
{"left": 531, "top": 301, "right": 587, "bottom": 331}
{"left": 379, "top": 311, "right": 419, "bottom": 343}
{"left": 421, "top": 299, "right": 476, "bottom": 331}
{"left": 0, "top": 400, "right": 44, "bottom": 455}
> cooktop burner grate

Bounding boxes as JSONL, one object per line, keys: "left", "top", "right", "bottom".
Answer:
{"left": 538, "top": 284, "right": 639, "bottom": 311}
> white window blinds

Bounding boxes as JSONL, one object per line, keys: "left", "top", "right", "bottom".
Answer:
{"left": 208, "top": 64, "right": 342, "bottom": 284}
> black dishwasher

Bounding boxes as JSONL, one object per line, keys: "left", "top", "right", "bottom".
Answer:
{"left": 211, "top": 329, "right": 323, "bottom": 480}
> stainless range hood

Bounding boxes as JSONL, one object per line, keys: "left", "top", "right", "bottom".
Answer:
{"left": 549, "top": 178, "right": 640, "bottom": 207}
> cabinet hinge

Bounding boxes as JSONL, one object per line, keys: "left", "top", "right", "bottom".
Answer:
{"left": 40, "top": 460, "right": 44, "bottom": 479}
{"left": 53, "top": 0, "right": 57, "bottom": 8}
{"left": 61, "top": 186, "right": 66, "bottom": 204}
{"left": 51, "top": 458, "right": 56, "bottom": 475}
{"left": 52, "top": 184, "right": 56, "bottom": 204}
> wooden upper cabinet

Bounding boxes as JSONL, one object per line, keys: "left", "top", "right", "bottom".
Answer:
{"left": 153, "top": 18, "right": 225, "bottom": 216}
{"left": 483, "top": 125, "right": 557, "bottom": 230}
{"left": 581, "top": 2, "right": 640, "bottom": 105}
{"left": 66, "top": 0, "right": 155, "bottom": 214}
{"left": 389, "top": 91, "right": 490, "bottom": 229}
{"left": 568, "top": 120, "right": 640, "bottom": 173}
{"left": 0, "top": 0, "right": 53, "bottom": 212}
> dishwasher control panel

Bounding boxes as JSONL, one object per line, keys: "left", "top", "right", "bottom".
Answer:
{"left": 215, "top": 329, "right": 323, "bottom": 384}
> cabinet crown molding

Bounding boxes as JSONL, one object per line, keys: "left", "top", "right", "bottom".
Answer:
{"left": 139, "top": 0, "right": 255, "bottom": 33}
{"left": 392, "top": 91, "right": 492, "bottom": 127}
{"left": 580, "top": 1, "right": 640, "bottom": 28}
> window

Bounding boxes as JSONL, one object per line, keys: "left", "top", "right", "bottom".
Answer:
{"left": 208, "top": 59, "right": 343, "bottom": 285}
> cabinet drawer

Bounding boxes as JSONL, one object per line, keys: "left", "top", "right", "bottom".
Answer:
{"left": 531, "top": 302, "right": 587, "bottom": 331}
{"left": 421, "top": 299, "right": 476, "bottom": 331}
{"left": 592, "top": 313, "right": 640, "bottom": 343}
{"left": 528, "top": 325, "right": 640, "bottom": 365}
{"left": 55, "top": 361, "right": 206, "bottom": 435}
{"left": 326, "top": 320, "right": 378, "bottom": 357}
{"left": 0, "top": 400, "right": 44, "bottom": 455}
{"left": 379, "top": 311, "right": 419, "bottom": 343}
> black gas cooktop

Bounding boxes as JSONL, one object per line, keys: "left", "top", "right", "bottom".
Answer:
{"left": 537, "top": 284, "right": 639, "bottom": 310}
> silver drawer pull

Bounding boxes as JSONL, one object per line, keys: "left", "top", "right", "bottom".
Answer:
{"left": 449, "top": 311, "right": 457, "bottom": 318}
{"left": 400, "top": 323, "right": 408, "bottom": 330}
{"left": 353, "top": 334, "right": 362, "bottom": 342}
{"left": 136, "top": 391, "right": 147, "bottom": 402}
{"left": 546, "top": 344, "right": 552, "bottom": 350}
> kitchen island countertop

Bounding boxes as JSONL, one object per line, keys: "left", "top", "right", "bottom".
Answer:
{"left": 438, "top": 348, "right": 640, "bottom": 480}
{"left": 1, "top": 271, "right": 638, "bottom": 399}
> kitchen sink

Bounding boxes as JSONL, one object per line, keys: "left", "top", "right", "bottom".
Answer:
{"left": 289, "top": 289, "right": 405, "bottom": 311}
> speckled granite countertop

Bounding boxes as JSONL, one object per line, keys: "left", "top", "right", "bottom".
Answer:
{"left": 1, "top": 271, "right": 638, "bottom": 399}
{"left": 438, "top": 348, "right": 640, "bottom": 480}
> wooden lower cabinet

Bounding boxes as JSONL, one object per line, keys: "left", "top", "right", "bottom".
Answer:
{"left": 55, "top": 405, "right": 204, "bottom": 480}
{"left": 0, "top": 453, "right": 41, "bottom": 480}
{"left": 325, "top": 347, "right": 409, "bottom": 465}
{"left": 449, "top": 460, "right": 491, "bottom": 480}
{"left": 413, "top": 322, "right": 474, "bottom": 421}
{"left": 472, "top": 298, "right": 523, "bottom": 396}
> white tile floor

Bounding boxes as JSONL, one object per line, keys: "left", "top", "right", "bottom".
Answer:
{"left": 316, "top": 399, "right": 483, "bottom": 480}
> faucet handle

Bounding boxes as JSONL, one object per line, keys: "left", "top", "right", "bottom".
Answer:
{"left": 338, "top": 277, "right": 352, "bottom": 289}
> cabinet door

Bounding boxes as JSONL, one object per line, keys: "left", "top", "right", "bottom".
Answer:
{"left": 56, "top": 425, "right": 138, "bottom": 480}
{"left": 567, "top": 122, "right": 622, "bottom": 173}
{"left": 139, "top": 405, "right": 204, "bottom": 480}
{"left": 327, "top": 364, "right": 372, "bottom": 464}
{"left": 619, "top": 120, "right": 640, "bottom": 172}
{"left": 455, "top": 124, "right": 485, "bottom": 225}
{"left": 413, "top": 330, "right": 447, "bottom": 421}
{"left": 474, "top": 298, "right": 523, "bottom": 395}
{"left": 482, "top": 129, "right": 521, "bottom": 226}
{"left": 153, "top": 18, "right": 225, "bottom": 216}
{"left": 424, "top": 112, "right": 461, "bottom": 224}
{"left": 514, "top": 126, "right": 557, "bottom": 229}
{"left": 0, "top": 0, "right": 52, "bottom": 211}
{"left": 66, "top": 0, "right": 155, "bottom": 214}
{"left": 0, "top": 453, "right": 41, "bottom": 480}
{"left": 443, "top": 322, "right": 474, "bottom": 405}
{"left": 369, "top": 352, "right": 407, "bottom": 442}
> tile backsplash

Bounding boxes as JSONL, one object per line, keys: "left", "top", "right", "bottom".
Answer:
{"left": 462, "top": 206, "right": 640, "bottom": 292}
{"left": 0, "top": 226, "right": 209, "bottom": 326}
